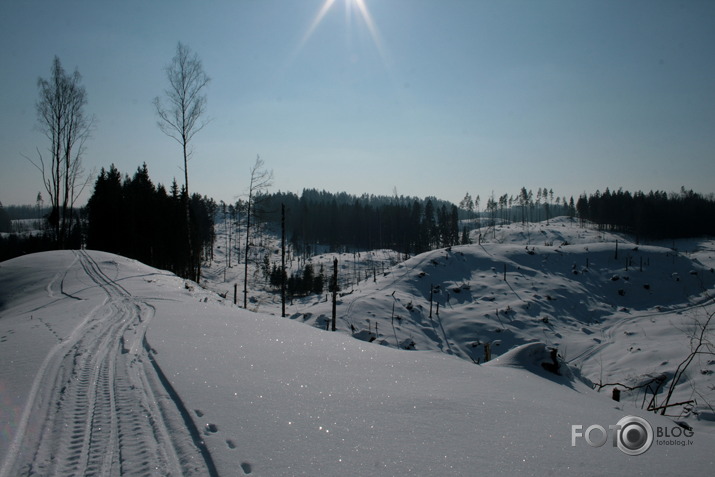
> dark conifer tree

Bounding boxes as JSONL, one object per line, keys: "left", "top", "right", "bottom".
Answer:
{"left": 449, "top": 204, "right": 460, "bottom": 246}
{"left": 85, "top": 164, "right": 214, "bottom": 280}
{"left": 424, "top": 199, "right": 437, "bottom": 249}
{"left": 87, "top": 164, "right": 124, "bottom": 253}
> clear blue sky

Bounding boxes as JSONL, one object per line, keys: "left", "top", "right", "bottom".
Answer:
{"left": 1, "top": 0, "right": 714, "bottom": 207}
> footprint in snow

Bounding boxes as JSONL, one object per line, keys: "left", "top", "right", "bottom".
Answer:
{"left": 241, "top": 462, "right": 253, "bottom": 474}
{"left": 226, "top": 439, "right": 236, "bottom": 449}
{"left": 205, "top": 423, "right": 218, "bottom": 434}
{"left": 194, "top": 409, "right": 204, "bottom": 417}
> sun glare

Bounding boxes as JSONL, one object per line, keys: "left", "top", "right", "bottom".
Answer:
{"left": 297, "top": 0, "right": 336, "bottom": 52}
{"left": 294, "top": 0, "right": 389, "bottom": 68}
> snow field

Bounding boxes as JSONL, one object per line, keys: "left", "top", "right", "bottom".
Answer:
{"left": 148, "top": 298, "right": 715, "bottom": 475}
{"left": 286, "top": 225, "right": 715, "bottom": 419}
{"left": 1, "top": 216, "right": 715, "bottom": 475}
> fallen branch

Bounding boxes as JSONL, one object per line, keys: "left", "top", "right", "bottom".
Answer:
{"left": 594, "top": 375, "right": 666, "bottom": 393}
{"left": 660, "top": 310, "right": 714, "bottom": 415}
{"left": 649, "top": 400, "right": 695, "bottom": 413}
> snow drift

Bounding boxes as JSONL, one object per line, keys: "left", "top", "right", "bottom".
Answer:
{"left": 1, "top": 246, "right": 714, "bottom": 475}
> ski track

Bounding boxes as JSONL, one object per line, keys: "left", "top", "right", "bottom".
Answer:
{"left": 1, "top": 250, "right": 215, "bottom": 477}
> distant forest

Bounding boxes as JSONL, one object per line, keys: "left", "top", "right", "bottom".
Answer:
{"left": 3, "top": 170, "right": 715, "bottom": 273}
{"left": 254, "top": 187, "right": 715, "bottom": 256}
{"left": 576, "top": 187, "right": 715, "bottom": 240}
{"left": 259, "top": 190, "right": 464, "bottom": 256}
{"left": 0, "top": 201, "right": 73, "bottom": 260}
{"left": 258, "top": 188, "right": 576, "bottom": 255}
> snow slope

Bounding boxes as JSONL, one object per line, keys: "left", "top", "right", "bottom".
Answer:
{"left": 1, "top": 247, "right": 715, "bottom": 475}
{"left": 287, "top": 218, "right": 715, "bottom": 425}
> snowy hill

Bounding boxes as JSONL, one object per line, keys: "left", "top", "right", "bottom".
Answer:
{"left": 251, "top": 218, "right": 715, "bottom": 425}
{"left": 2, "top": 244, "right": 714, "bottom": 475}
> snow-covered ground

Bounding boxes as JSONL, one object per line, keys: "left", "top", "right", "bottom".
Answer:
{"left": 213, "top": 217, "right": 715, "bottom": 424}
{"left": 1, "top": 218, "right": 714, "bottom": 475}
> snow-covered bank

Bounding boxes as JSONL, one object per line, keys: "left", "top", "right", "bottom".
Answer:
{"left": 285, "top": 219, "right": 715, "bottom": 425}
{"left": 1, "top": 249, "right": 714, "bottom": 475}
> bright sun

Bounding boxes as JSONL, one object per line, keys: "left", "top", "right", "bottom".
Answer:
{"left": 296, "top": 0, "right": 387, "bottom": 64}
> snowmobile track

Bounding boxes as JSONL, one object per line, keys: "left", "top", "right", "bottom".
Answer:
{"left": 1, "top": 250, "right": 216, "bottom": 476}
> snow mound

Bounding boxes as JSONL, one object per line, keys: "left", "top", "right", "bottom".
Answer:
{"left": 484, "top": 342, "right": 587, "bottom": 389}
{"left": 485, "top": 342, "right": 558, "bottom": 370}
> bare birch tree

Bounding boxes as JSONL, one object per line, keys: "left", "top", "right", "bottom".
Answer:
{"left": 243, "top": 155, "right": 273, "bottom": 308}
{"left": 26, "top": 56, "right": 93, "bottom": 247}
{"left": 154, "top": 42, "right": 210, "bottom": 280}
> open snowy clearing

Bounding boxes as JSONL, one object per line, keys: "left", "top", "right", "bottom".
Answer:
{"left": 1, "top": 240, "right": 714, "bottom": 475}
{"left": 209, "top": 218, "right": 715, "bottom": 423}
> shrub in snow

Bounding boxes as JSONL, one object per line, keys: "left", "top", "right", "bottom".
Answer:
{"left": 400, "top": 339, "right": 416, "bottom": 350}
{"left": 541, "top": 348, "right": 561, "bottom": 375}
{"left": 353, "top": 329, "right": 377, "bottom": 343}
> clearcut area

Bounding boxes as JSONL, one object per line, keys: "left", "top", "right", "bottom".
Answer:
{"left": 1, "top": 232, "right": 714, "bottom": 475}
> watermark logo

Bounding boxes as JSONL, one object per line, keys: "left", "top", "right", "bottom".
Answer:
{"left": 571, "top": 415, "right": 692, "bottom": 456}
{"left": 614, "top": 416, "right": 653, "bottom": 456}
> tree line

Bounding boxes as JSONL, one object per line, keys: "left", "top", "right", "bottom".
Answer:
{"left": 259, "top": 189, "right": 464, "bottom": 256}
{"left": 0, "top": 198, "right": 78, "bottom": 262}
{"left": 575, "top": 187, "right": 715, "bottom": 240}
{"left": 0, "top": 203, "right": 12, "bottom": 233}
{"left": 86, "top": 163, "right": 216, "bottom": 279}
{"left": 458, "top": 188, "right": 577, "bottom": 225}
